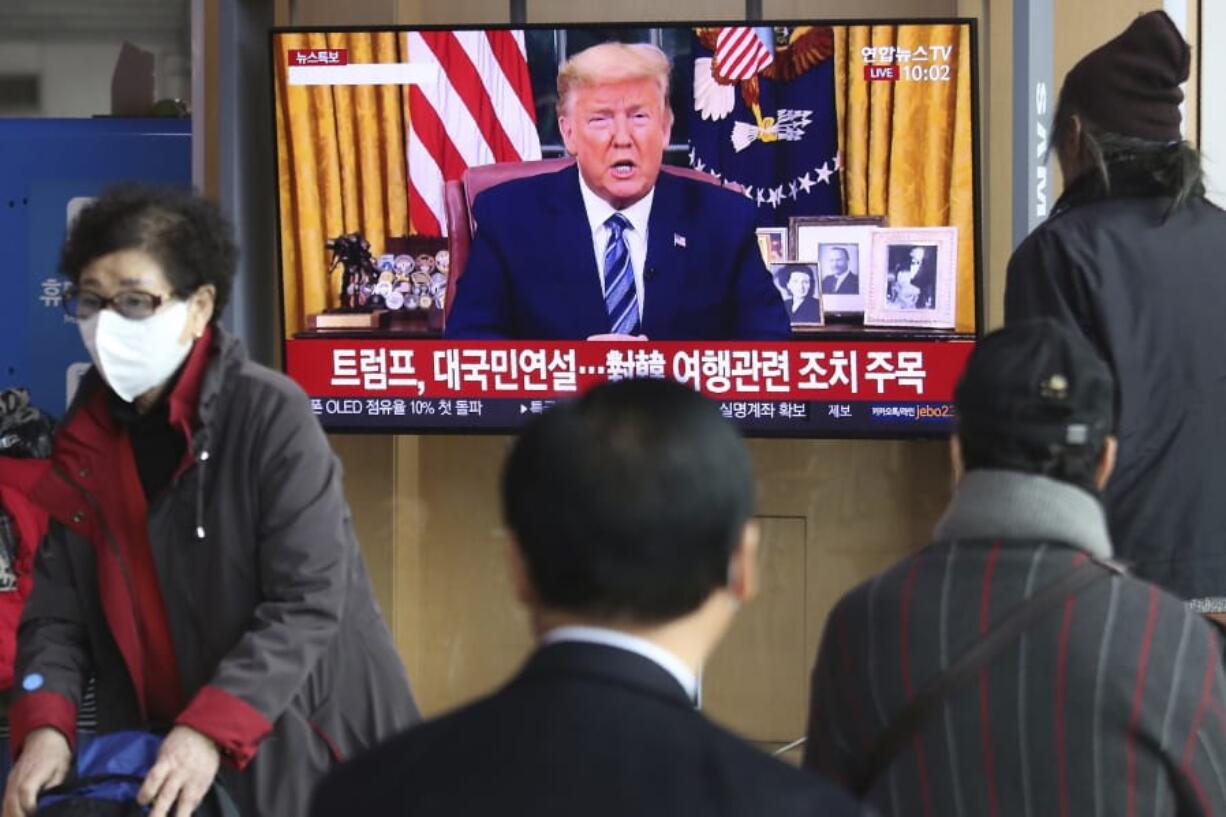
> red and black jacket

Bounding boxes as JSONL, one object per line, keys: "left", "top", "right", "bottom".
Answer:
{"left": 0, "top": 457, "right": 49, "bottom": 692}
{"left": 10, "top": 327, "right": 417, "bottom": 817}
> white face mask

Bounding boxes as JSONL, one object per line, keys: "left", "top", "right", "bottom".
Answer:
{"left": 79, "top": 301, "right": 194, "bottom": 403}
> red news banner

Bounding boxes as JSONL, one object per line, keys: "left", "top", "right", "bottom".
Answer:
{"left": 286, "top": 338, "right": 975, "bottom": 402}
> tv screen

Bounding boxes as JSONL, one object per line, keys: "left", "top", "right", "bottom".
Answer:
{"left": 272, "top": 19, "right": 980, "bottom": 435}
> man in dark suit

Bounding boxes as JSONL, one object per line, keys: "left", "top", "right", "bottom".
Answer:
{"left": 444, "top": 42, "right": 789, "bottom": 341}
{"left": 820, "top": 245, "right": 858, "bottom": 295}
{"left": 312, "top": 379, "right": 862, "bottom": 817}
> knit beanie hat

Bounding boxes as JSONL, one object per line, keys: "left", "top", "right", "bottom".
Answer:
{"left": 1060, "top": 10, "right": 1190, "bottom": 142}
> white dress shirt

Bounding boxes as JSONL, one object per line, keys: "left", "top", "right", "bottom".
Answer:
{"left": 540, "top": 625, "right": 699, "bottom": 702}
{"left": 577, "top": 174, "right": 654, "bottom": 320}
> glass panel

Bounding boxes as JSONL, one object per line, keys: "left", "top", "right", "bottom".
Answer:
{"left": 0, "top": 0, "right": 191, "bottom": 118}
{"left": 660, "top": 24, "right": 694, "bottom": 164}
{"left": 525, "top": 28, "right": 560, "bottom": 149}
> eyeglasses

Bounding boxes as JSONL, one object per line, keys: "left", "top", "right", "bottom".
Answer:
{"left": 62, "top": 286, "right": 171, "bottom": 320}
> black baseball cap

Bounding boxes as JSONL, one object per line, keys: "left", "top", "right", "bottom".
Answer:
{"left": 955, "top": 319, "right": 1114, "bottom": 447}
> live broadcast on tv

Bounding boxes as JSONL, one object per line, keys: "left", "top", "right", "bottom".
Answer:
{"left": 272, "top": 20, "right": 980, "bottom": 435}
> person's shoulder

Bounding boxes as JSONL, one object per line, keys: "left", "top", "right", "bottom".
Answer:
{"left": 1102, "top": 573, "right": 1226, "bottom": 684}
{"left": 1195, "top": 193, "right": 1226, "bottom": 218}
{"left": 209, "top": 339, "right": 317, "bottom": 434}
{"left": 1008, "top": 210, "right": 1082, "bottom": 271}
{"left": 229, "top": 356, "right": 310, "bottom": 412}
{"left": 1055, "top": 568, "right": 1223, "bottom": 672}
{"left": 1175, "top": 193, "right": 1226, "bottom": 231}
{"left": 811, "top": 549, "right": 947, "bottom": 657}
{"left": 694, "top": 718, "right": 862, "bottom": 814}
{"left": 337, "top": 712, "right": 449, "bottom": 772}
{"left": 828, "top": 550, "right": 920, "bottom": 623}
{"left": 312, "top": 721, "right": 437, "bottom": 815}
{"left": 472, "top": 166, "right": 572, "bottom": 213}
{"left": 1023, "top": 191, "right": 1133, "bottom": 243}
{"left": 371, "top": 682, "right": 512, "bottom": 755}
{"left": 313, "top": 687, "right": 509, "bottom": 811}
{"left": 1033, "top": 192, "right": 1216, "bottom": 243}
{"left": 666, "top": 170, "right": 754, "bottom": 213}
{"left": 1113, "top": 569, "right": 1215, "bottom": 626}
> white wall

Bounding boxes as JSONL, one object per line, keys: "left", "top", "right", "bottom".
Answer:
{"left": 0, "top": 37, "right": 189, "bottom": 117}
{"left": 1203, "top": 0, "right": 1226, "bottom": 207}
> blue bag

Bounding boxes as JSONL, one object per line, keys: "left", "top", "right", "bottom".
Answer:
{"left": 35, "top": 732, "right": 238, "bottom": 817}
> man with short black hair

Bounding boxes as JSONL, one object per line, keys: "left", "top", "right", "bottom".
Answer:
{"left": 313, "top": 379, "right": 860, "bottom": 817}
{"left": 805, "top": 319, "right": 1226, "bottom": 817}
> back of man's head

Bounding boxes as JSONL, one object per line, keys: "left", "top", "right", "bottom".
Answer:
{"left": 955, "top": 319, "right": 1115, "bottom": 492}
{"left": 502, "top": 378, "right": 754, "bottom": 624}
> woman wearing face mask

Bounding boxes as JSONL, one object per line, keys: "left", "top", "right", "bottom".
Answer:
{"left": 1, "top": 187, "right": 419, "bottom": 817}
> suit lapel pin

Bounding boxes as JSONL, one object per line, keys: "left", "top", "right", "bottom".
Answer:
{"left": 674, "top": 233, "right": 687, "bottom": 248}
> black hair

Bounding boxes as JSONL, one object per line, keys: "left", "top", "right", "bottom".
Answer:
{"left": 958, "top": 428, "right": 1104, "bottom": 494}
{"left": 774, "top": 263, "right": 816, "bottom": 293}
{"left": 60, "top": 185, "right": 238, "bottom": 324}
{"left": 501, "top": 378, "right": 755, "bottom": 624}
{"left": 1051, "top": 90, "right": 1204, "bottom": 214}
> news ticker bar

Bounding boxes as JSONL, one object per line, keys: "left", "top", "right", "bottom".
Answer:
{"left": 307, "top": 396, "right": 957, "bottom": 435}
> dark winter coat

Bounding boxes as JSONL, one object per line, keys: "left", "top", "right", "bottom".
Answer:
{"left": 0, "top": 459, "right": 49, "bottom": 693}
{"left": 806, "top": 470, "right": 1226, "bottom": 817}
{"left": 1005, "top": 170, "right": 1226, "bottom": 601}
{"left": 10, "top": 327, "right": 418, "bottom": 817}
{"left": 315, "top": 641, "right": 865, "bottom": 817}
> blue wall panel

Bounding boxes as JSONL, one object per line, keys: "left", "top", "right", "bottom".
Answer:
{"left": 0, "top": 118, "right": 190, "bottom": 416}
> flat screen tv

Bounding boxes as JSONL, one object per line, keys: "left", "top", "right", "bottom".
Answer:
{"left": 271, "top": 19, "right": 981, "bottom": 435}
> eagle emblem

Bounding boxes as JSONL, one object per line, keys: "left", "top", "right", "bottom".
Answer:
{"left": 693, "top": 26, "right": 835, "bottom": 153}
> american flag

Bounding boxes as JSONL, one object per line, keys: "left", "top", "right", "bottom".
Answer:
{"left": 713, "top": 27, "right": 774, "bottom": 83}
{"left": 406, "top": 30, "right": 542, "bottom": 237}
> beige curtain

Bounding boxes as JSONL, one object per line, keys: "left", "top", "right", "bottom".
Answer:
{"left": 834, "top": 25, "right": 976, "bottom": 334}
{"left": 274, "top": 32, "right": 410, "bottom": 336}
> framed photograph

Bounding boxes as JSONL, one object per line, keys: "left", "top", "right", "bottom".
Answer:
{"left": 770, "top": 262, "right": 824, "bottom": 331}
{"left": 863, "top": 227, "right": 959, "bottom": 329}
{"left": 755, "top": 227, "right": 789, "bottom": 265}
{"left": 788, "top": 215, "right": 885, "bottom": 316}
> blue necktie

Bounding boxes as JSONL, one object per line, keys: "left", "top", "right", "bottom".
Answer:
{"left": 602, "top": 213, "right": 639, "bottom": 336}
